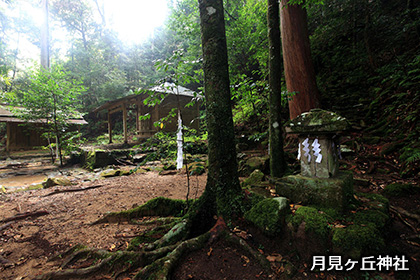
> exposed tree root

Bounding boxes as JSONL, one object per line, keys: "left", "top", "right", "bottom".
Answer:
{"left": 36, "top": 214, "right": 273, "bottom": 280}
{"left": 43, "top": 185, "right": 103, "bottom": 197}
{"left": 91, "top": 197, "right": 187, "bottom": 225}
{"left": 135, "top": 232, "right": 211, "bottom": 279}
{"left": 0, "top": 210, "right": 49, "bottom": 223}
{"left": 0, "top": 221, "right": 14, "bottom": 231}
{"left": 390, "top": 205, "right": 420, "bottom": 232}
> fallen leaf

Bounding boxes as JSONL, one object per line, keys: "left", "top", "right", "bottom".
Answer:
{"left": 109, "top": 244, "right": 116, "bottom": 251}
{"left": 266, "top": 254, "right": 282, "bottom": 262}
{"left": 241, "top": 255, "right": 250, "bottom": 265}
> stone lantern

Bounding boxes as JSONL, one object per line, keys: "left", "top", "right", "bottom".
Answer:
{"left": 285, "top": 109, "right": 350, "bottom": 178}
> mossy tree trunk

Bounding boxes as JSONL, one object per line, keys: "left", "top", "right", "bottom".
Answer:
{"left": 196, "top": 0, "right": 242, "bottom": 228}
{"left": 280, "top": 0, "right": 320, "bottom": 119}
{"left": 268, "top": 0, "right": 287, "bottom": 178}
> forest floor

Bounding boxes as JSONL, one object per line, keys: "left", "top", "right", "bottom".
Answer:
{"left": 0, "top": 135, "right": 419, "bottom": 279}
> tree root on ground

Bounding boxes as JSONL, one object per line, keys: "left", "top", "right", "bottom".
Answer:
{"left": 91, "top": 197, "right": 187, "bottom": 225}
{"left": 43, "top": 185, "right": 103, "bottom": 197}
{"left": 0, "top": 210, "right": 49, "bottom": 223}
{"left": 36, "top": 217, "right": 273, "bottom": 280}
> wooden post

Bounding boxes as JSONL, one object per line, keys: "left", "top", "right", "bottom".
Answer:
{"left": 108, "top": 112, "right": 112, "bottom": 144}
{"left": 136, "top": 102, "right": 140, "bottom": 134}
{"left": 123, "top": 104, "right": 128, "bottom": 143}
{"left": 6, "top": 122, "right": 10, "bottom": 152}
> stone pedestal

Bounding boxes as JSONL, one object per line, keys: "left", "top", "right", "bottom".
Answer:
{"left": 273, "top": 171, "right": 354, "bottom": 212}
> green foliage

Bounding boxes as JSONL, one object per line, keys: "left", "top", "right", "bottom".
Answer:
{"left": 135, "top": 130, "right": 207, "bottom": 165}
{"left": 6, "top": 64, "right": 85, "bottom": 165}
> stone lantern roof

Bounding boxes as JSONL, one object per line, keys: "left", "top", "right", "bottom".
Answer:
{"left": 285, "top": 108, "right": 350, "bottom": 134}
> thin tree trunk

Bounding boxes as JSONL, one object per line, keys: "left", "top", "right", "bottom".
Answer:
{"left": 268, "top": 0, "right": 287, "bottom": 177}
{"left": 41, "top": 0, "right": 50, "bottom": 69}
{"left": 197, "top": 0, "right": 242, "bottom": 221}
{"left": 280, "top": 0, "right": 320, "bottom": 119}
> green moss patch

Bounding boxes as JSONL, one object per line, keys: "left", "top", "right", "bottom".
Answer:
{"left": 289, "top": 206, "right": 332, "bottom": 240}
{"left": 242, "top": 169, "right": 264, "bottom": 186}
{"left": 244, "top": 197, "right": 289, "bottom": 236}
{"left": 332, "top": 224, "right": 385, "bottom": 259}
{"left": 349, "top": 209, "right": 389, "bottom": 229}
{"left": 94, "top": 197, "right": 188, "bottom": 224}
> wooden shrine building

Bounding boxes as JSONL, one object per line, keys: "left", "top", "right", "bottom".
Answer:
{"left": 93, "top": 83, "right": 201, "bottom": 143}
{"left": 0, "top": 105, "right": 88, "bottom": 151}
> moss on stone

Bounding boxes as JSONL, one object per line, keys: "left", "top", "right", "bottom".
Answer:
{"left": 100, "top": 169, "right": 131, "bottom": 178}
{"left": 332, "top": 224, "right": 385, "bottom": 259}
{"left": 285, "top": 109, "right": 350, "bottom": 134}
{"left": 349, "top": 209, "right": 389, "bottom": 229}
{"left": 382, "top": 183, "right": 420, "bottom": 197}
{"left": 274, "top": 171, "right": 354, "bottom": 212}
{"left": 244, "top": 197, "right": 289, "bottom": 236}
{"left": 242, "top": 169, "right": 264, "bottom": 186}
{"left": 289, "top": 206, "right": 332, "bottom": 239}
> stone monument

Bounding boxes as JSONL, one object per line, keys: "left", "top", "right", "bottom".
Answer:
{"left": 274, "top": 109, "right": 353, "bottom": 212}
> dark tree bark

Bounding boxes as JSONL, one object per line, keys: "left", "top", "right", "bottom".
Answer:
{"left": 280, "top": 0, "right": 320, "bottom": 119}
{"left": 268, "top": 0, "right": 287, "bottom": 177}
{"left": 195, "top": 0, "right": 242, "bottom": 228}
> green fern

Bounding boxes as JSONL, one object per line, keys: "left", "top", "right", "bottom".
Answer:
{"left": 400, "top": 147, "right": 420, "bottom": 163}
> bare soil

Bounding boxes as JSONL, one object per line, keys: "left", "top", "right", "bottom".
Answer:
{"left": 0, "top": 170, "right": 206, "bottom": 279}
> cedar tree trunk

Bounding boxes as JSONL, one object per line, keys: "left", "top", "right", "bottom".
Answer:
{"left": 196, "top": 0, "right": 242, "bottom": 227}
{"left": 280, "top": 0, "right": 320, "bottom": 119}
{"left": 268, "top": 0, "right": 287, "bottom": 177}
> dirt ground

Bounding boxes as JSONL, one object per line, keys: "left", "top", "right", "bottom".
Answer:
{"left": 0, "top": 170, "right": 207, "bottom": 280}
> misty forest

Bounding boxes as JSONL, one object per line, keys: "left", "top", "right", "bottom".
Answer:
{"left": 0, "top": 0, "right": 419, "bottom": 279}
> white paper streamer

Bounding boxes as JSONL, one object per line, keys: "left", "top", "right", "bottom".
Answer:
{"left": 176, "top": 114, "right": 183, "bottom": 170}
{"left": 297, "top": 142, "right": 301, "bottom": 160}
{"left": 312, "top": 138, "right": 322, "bottom": 163}
{"left": 302, "top": 138, "right": 311, "bottom": 163}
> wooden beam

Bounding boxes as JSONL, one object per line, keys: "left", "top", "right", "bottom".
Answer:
{"left": 6, "top": 122, "right": 10, "bottom": 152}
{"left": 136, "top": 102, "right": 140, "bottom": 133}
{"left": 108, "top": 112, "right": 112, "bottom": 144}
{"left": 123, "top": 105, "right": 128, "bottom": 143}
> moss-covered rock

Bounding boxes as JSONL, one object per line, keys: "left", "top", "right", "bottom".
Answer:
{"left": 285, "top": 109, "right": 350, "bottom": 134}
{"left": 289, "top": 206, "right": 332, "bottom": 240}
{"left": 100, "top": 169, "right": 131, "bottom": 178}
{"left": 242, "top": 169, "right": 264, "bottom": 186}
{"left": 332, "top": 224, "right": 385, "bottom": 259}
{"left": 244, "top": 197, "right": 289, "bottom": 236}
{"left": 273, "top": 171, "right": 354, "bottom": 212}
{"left": 238, "top": 156, "right": 269, "bottom": 177}
{"left": 349, "top": 209, "right": 389, "bottom": 229}
{"left": 43, "top": 177, "right": 72, "bottom": 188}
{"left": 382, "top": 183, "right": 420, "bottom": 197}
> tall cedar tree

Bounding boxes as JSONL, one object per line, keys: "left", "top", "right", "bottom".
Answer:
{"left": 195, "top": 0, "right": 242, "bottom": 227}
{"left": 280, "top": 0, "right": 320, "bottom": 119}
{"left": 268, "top": 0, "right": 287, "bottom": 177}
